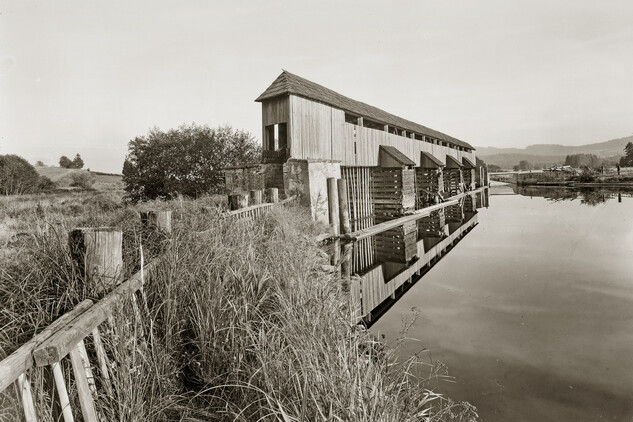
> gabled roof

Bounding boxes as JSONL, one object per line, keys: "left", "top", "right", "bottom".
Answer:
{"left": 420, "top": 151, "right": 445, "bottom": 168}
{"left": 462, "top": 157, "right": 476, "bottom": 168}
{"left": 445, "top": 155, "right": 463, "bottom": 169}
{"left": 378, "top": 145, "right": 416, "bottom": 167}
{"left": 256, "top": 70, "right": 474, "bottom": 151}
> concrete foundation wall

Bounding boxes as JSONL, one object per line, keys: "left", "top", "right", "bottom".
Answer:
{"left": 284, "top": 159, "right": 341, "bottom": 223}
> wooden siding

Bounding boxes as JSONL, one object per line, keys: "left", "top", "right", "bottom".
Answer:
{"left": 286, "top": 95, "right": 476, "bottom": 166}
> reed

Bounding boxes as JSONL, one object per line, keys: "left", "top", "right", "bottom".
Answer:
{"left": 0, "top": 192, "right": 477, "bottom": 421}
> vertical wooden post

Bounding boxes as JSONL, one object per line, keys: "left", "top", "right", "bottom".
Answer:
{"left": 337, "top": 179, "right": 351, "bottom": 235}
{"left": 140, "top": 210, "right": 172, "bottom": 235}
{"left": 249, "top": 189, "right": 263, "bottom": 205}
{"left": 327, "top": 178, "right": 340, "bottom": 235}
{"left": 228, "top": 193, "right": 248, "bottom": 210}
{"left": 52, "top": 361, "right": 74, "bottom": 422}
{"left": 327, "top": 178, "right": 340, "bottom": 268}
{"left": 265, "top": 187, "right": 279, "bottom": 203}
{"left": 69, "top": 228, "right": 123, "bottom": 295}
{"left": 17, "top": 373, "right": 37, "bottom": 422}
{"left": 337, "top": 180, "right": 353, "bottom": 282}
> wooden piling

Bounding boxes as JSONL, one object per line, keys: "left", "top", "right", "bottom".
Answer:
{"left": 228, "top": 193, "right": 248, "bottom": 210}
{"left": 140, "top": 210, "right": 172, "bottom": 235}
{"left": 249, "top": 189, "right": 263, "bottom": 205}
{"left": 69, "top": 228, "right": 123, "bottom": 295}
{"left": 265, "top": 187, "right": 279, "bottom": 203}
{"left": 337, "top": 179, "right": 351, "bottom": 235}
{"left": 337, "top": 179, "right": 353, "bottom": 282}
{"left": 327, "top": 178, "right": 340, "bottom": 235}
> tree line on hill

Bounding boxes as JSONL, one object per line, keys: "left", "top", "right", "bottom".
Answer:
{"left": 59, "top": 154, "right": 84, "bottom": 169}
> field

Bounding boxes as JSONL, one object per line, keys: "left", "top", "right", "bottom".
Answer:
{"left": 35, "top": 166, "right": 124, "bottom": 191}
{"left": 0, "top": 190, "right": 477, "bottom": 421}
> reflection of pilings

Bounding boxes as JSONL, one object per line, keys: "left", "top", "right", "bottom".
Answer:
{"left": 445, "top": 200, "right": 464, "bottom": 223}
{"left": 374, "top": 221, "right": 417, "bottom": 264}
{"left": 360, "top": 214, "right": 479, "bottom": 326}
{"left": 417, "top": 208, "right": 446, "bottom": 239}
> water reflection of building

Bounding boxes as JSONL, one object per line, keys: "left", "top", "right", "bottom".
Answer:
{"left": 352, "top": 189, "right": 488, "bottom": 324}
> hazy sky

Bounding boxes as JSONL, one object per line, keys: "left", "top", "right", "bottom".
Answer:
{"left": 2, "top": 0, "right": 633, "bottom": 173}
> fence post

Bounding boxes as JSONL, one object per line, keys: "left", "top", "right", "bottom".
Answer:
{"left": 249, "top": 189, "right": 263, "bottom": 206}
{"left": 327, "top": 178, "right": 340, "bottom": 235}
{"left": 228, "top": 193, "right": 248, "bottom": 210}
{"left": 265, "top": 187, "right": 279, "bottom": 203}
{"left": 140, "top": 210, "right": 172, "bottom": 236}
{"left": 69, "top": 228, "right": 123, "bottom": 295}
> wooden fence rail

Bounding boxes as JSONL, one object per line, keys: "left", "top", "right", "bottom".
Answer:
{"left": 0, "top": 194, "right": 297, "bottom": 421}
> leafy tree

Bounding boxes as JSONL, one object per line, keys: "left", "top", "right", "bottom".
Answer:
{"left": 488, "top": 164, "right": 502, "bottom": 172}
{"left": 35, "top": 160, "right": 45, "bottom": 167}
{"left": 59, "top": 155, "right": 73, "bottom": 168}
{"left": 122, "top": 123, "right": 261, "bottom": 201}
{"left": 620, "top": 142, "right": 633, "bottom": 167}
{"left": 513, "top": 165, "right": 520, "bottom": 171}
{"left": 565, "top": 154, "right": 600, "bottom": 168}
{"left": 72, "top": 154, "right": 84, "bottom": 169}
{"left": 0, "top": 154, "right": 41, "bottom": 195}
{"left": 518, "top": 160, "right": 532, "bottom": 171}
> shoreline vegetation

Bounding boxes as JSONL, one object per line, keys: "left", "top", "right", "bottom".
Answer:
{"left": 0, "top": 191, "right": 478, "bottom": 421}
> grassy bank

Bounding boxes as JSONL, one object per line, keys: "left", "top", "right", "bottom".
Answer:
{"left": 0, "top": 192, "right": 477, "bottom": 421}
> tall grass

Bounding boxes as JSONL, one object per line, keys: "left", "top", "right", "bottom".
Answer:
{"left": 0, "top": 193, "right": 478, "bottom": 421}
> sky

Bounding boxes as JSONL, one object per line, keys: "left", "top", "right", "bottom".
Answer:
{"left": 2, "top": 0, "right": 633, "bottom": 173}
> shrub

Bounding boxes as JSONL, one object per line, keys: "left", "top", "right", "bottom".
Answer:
{"left": 37, "top": 175, "right": 56, "bottom": 192}
{"left": 0, "top": 154, "right": 40, "bottom": 195}
{"left": 70, "top": 171, "right": 95, "bottom": 189}
{"left": 578, "top": 169, "right": 595, "bottom": 183}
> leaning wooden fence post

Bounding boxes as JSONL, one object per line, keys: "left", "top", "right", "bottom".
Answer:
{"left": 140, "top": 210, "right": 172, "bottom": 236}
{"left": 265, "top": 187, "right": 279, "bottom": 203}
{"left": 69, "top": 228, "right": 123, "bottom": 295}
{"left": 228, "top": 193, "right": 248, "bottom": 211}
{"left": 249, "top": 189, "right": 263, "bottom": 206}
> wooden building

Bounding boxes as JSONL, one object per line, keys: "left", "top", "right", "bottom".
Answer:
{"left": 226, "top": 70, "right": 483, "bottom": 222}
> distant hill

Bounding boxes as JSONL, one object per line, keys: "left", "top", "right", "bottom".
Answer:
{"left": 476, "top": 135, "right": 632, "bottom": 169}
{"left": 35, "top": 167, "right": 123, "bottom": 191}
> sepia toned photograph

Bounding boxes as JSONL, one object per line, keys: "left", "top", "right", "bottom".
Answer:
{"left": 1, "top": 1, "right": 632, "bottom": 420}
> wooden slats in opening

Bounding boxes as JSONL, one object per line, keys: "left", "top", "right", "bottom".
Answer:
{"left": 372, "top": 168, "right": 415, "bottom": 223}
{"left": 341, "top": 167, "right": 375, "bottom": 274}
{"left": 443, "top": 168, "right": 463, "bottom": 197}
{"left": 416, "top": 168, "right": 444, "bottom": 209}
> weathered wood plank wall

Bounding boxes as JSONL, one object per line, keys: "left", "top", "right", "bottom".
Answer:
{"left": 286, "top": 95, "right": 476, "bottom": 166}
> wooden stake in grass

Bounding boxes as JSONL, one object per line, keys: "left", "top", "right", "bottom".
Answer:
{"left": 249, "top": 189, "right": 263, "bottom": 205}
{"left": 69, "top": 228, "right": 123, "bottom": 296}
{"left": 140, "top": 211, "right": 172, "bottom": 236}
{"left": 265, "top": 187, "right": 279, "bottom": 203}
{"left": 228, "top": 193, "right": 248, "bottom": 210}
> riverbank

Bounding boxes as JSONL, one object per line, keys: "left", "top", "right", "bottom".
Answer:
{"left": 0, "top": 192, "right": 477, "bottom": 421}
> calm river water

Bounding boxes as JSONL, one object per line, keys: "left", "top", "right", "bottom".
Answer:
{"left": 371, "top": 184, "right": 633, "bottom": 421}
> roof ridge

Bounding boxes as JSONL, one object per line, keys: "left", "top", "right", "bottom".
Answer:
{"left": 255, "top": 70, "right": 474, "bottom": 150}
